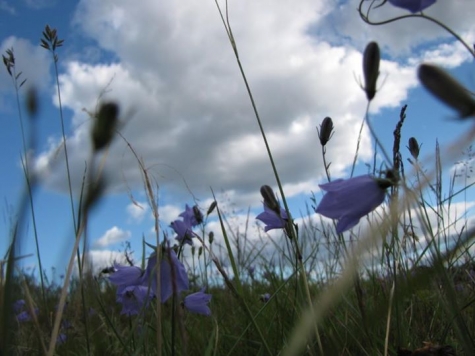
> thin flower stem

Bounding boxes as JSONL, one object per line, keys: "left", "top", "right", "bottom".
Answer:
{"left": 47, "top": 45, "right": 94, "bottom": 353}
{"left": 350, "top": 115, "right": 366, "bottom": 178}
{"left": 117, "top": 131, "right": 162, "bottom": 356}
{"left": 364, "top": 102, "right": 393, "bottom": 168}
{"left": 51, "top": 52, "right": 77, "bottom": 231}
{"left": 321, "top": 146, "right": 331, "bottom": 182}
{"left": 214, "top": 0, "right": 294, "bottom": 235}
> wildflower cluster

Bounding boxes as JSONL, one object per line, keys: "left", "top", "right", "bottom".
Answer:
{"left": 13, "top": 299, "right": 38, "bottom": 322}
{"left": 171, "top": 204, "right": 203, "bottom": 245}
{"left": 108, "top": 205, "right": 211, "bottom": 316}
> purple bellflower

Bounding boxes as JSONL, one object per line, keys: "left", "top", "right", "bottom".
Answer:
{"left": 142, "top": 249, "right": 189, "bottom": 303}
{"left": 109, "top": 247, "right": 189, "bottom": 314}
{"left": 183, "top": 287, "right": 212, "bottom": 316}
{"left": 57, "top": 333, "right": 67, "bottom": 345}
{"left": 13, "top": 299, "right": 39, "bottom": 322}
{"left": 109, "top": 264, "right": 153, "bottom": 314}
{"left": 388, "top": 0, "right": 436, "bottom": 13}
{"left": 256, "top": 203, "right": 289, "bottom": 232}
{"left": 315, "top": 175, "right": 387, "bottom": 234}
{"left": 16, "top": 308, "right": 39, "bottom": 322}
{"left": 109, "top": 264, "right": 144, "bottom": 294}
{"left": 116, "top": 285, "right": 153, "bottom": 315}
{"left": 171, "top": 219, "right": 195, "bottom": 246}
{"left": 13, "top": 299, "right": 26, "bottom": 314}
{"left": 179, "top": 204, "right": 203, "bottom": 227}
{"left": 259, "top": 293, "right": 271, "bottom": 303}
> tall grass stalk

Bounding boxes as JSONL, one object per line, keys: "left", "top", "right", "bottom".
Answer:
{"left": 41, "top": 26, "right": 95, "bottom": 354}
{"left": 117, "top": 131, "right": 163, "bottom": 355}
{"left": 3, "top": 49, "right": 46, "bottom": 310}
{"left": 214, "top": 2, "right": 323, "bottom": 353}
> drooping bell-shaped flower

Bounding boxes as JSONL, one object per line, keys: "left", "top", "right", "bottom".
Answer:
{"left": 388, "top": 0, "right": 436, "bottom": 13}
{"left": 256, "top": 203, "right": 289, "bottom": 232}
{"left": 116, "top": 285, "right": 152, "bottom": 316}
{"left": 183, "top": 287, "right": 212, "bottom": 316}
{"left": 171, "top": 219, "right": 195, "bottom": 245}
{"left": 315, "top": 175, "right": 390, "bottom": 233}
{"left": 179, "top": 204, "right": 203, "bottom": 227}
{"left": 142, "top": 249, "right": 189, "bottom": 303}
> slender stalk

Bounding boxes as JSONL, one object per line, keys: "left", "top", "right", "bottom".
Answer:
{"left": 321, "top": 145, "right": 331, "bottom": 182}
{"left": 213, "top": 2, "right": 323, "bottom": 353}
{"left": 10, "top": 59, "right": 46, "bottom": 308}
{"left": 50, "top": 52, "right": 77, "bottom": 232}
{"left": 358, "top": 0, "right": 475, "bottom": 59}
{"left": 117, "top": 131, "right": 162, "bottom": 356}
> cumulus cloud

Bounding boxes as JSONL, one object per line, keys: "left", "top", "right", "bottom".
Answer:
{"left": 318, "top": 0, "right": 475, "bottom": 58}
{"left": 73, "top": 249, "right": 128, "bottom": 276}
{"left": 126, "top": 200, "right": 148, "bottom": 223}
{"left": 94, "top": 226, "right": 131, "bottom": 248}
{"left": 28, "top": 0, "right": 473, "bottom": 212}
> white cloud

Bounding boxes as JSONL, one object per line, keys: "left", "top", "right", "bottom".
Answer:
{"left": 126, "top": 200, "right": 147, "bottom": 223}
{"left": 409, "top": 41, "right": 473, "bottom": 68}
{"left": 29, "top": 0, "right": 473, "bottom": 211}
{"left": 318, "top": 0, "right": 475, "bottom": 58}
{"left": 94, "top": 226, "right": 131, "bottom": 248}
{"left": 73, "top": 249, "right": 129, "bottom": 276}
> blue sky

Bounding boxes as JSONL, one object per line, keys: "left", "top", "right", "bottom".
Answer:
{"left": 1, "top": 0, "right": 475, "bottom": 278}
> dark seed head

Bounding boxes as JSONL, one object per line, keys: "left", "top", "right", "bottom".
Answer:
{"left": 363, "top": 42, "right": 380, "bottom": 101}
{"left": 260, "top": 185, "right": 280, "bottom": 215}
{"left": 91, "top": 102, "right": 119, "bottom": 151}
{"left": 193, "top": 205, "right": 204, "bottom": 225}
{"left": 408, "top": 137, "right": 420, "bottom": 160}
{"left": 418, "top": 64, "right": 475, "bottom": 118}
{"left": 317, "top": 117, "right": 334, "bottom": 146}
{"left": 26, "top": 87, "right": 39, "bottom": 118}
{"left": 207, "top": 201, "right": 217, "bottom": 216}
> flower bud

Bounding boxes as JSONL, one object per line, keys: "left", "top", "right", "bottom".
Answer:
{"left": 26, "top": 87, "right": 38, "bottom": 118}
{"left": 317, "top": 117, "right": 334, "bottom": 146}
{"left": 363, "top": 42, "right": 380, "bottom": 101}
{"left": 418, "top": 64, "right": 475, "bottom": 118}
{"left": 376, "top": 169, "right": 399, "bottom": 190}
{"left": 198, "top": 246, "right": 203, "bottom": 257}
{"left": 91, "top": 102, "right": 119, "bottom": 152}
{"left": 260, "top": 185, "right": 280, "bottom": 215}
{"left": 207, "top": 201, "right": 217, "bottom": 215}
{"left": 408, "top": 137, "right": 420, "bottom": 160}
{"left": 193, "top": 205, "right": 204, "bottom": 225}
{"left": 208, "top": 231, "right": 214, "bottom": 245}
